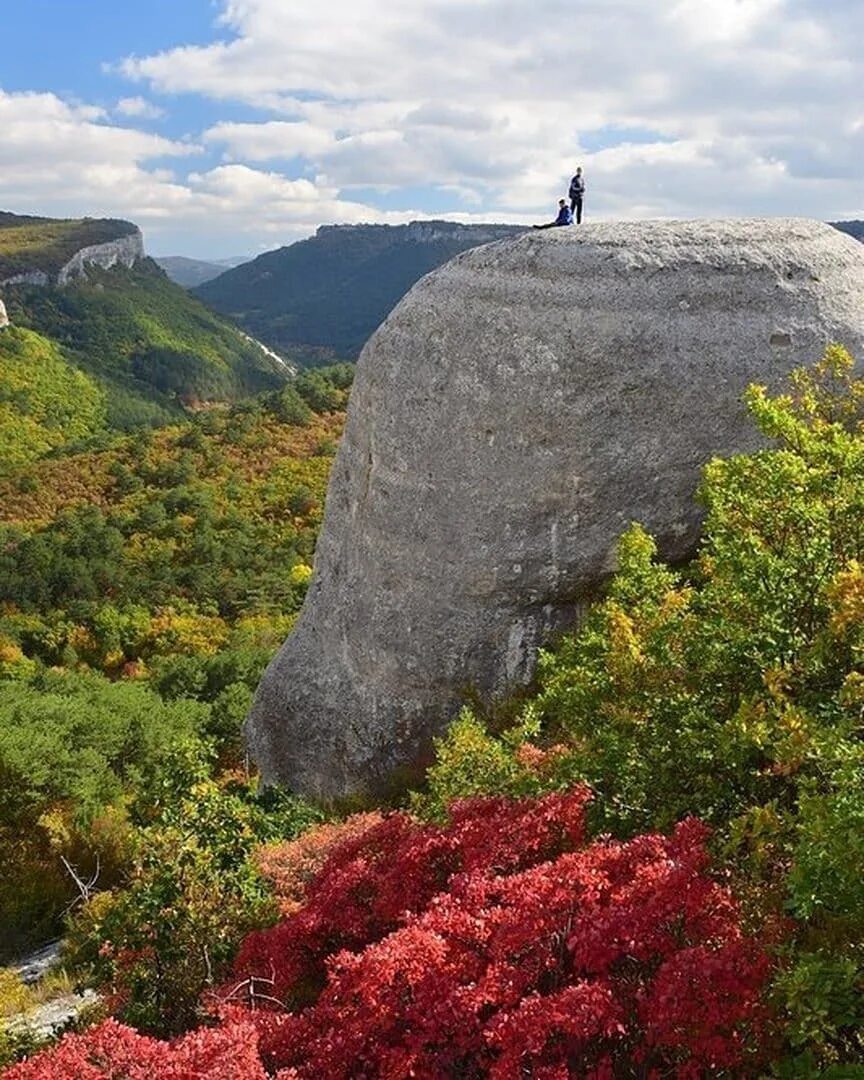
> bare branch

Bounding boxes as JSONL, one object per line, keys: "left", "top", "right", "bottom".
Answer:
{"left": 60, "top": 854, "right": 100, "bottom": 912}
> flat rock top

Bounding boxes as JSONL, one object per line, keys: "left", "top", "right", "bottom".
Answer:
{"left": 440, "top": 217, "right": 861, "bottom": 272}
{"left": 524, "top": 216, "right": 830, "bottom": 244}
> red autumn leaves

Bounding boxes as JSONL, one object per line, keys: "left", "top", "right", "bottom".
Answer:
{"left": 6, "top": 791, "right": 775, "bottom": 1079}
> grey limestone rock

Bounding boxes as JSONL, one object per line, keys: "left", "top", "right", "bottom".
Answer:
{"left": 247, "top": 218, "right": 864, "bottom": 800}
{"left": 0, "top": 270, "right": 49, "bottom": 288}
{"left": 56, "top": 230, "right": 144, "bottom": 284}
{"left": 0, "top": 297, "right": 8, "bottom": 328}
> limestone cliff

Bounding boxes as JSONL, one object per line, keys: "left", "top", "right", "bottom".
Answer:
{"left": 247, "top": 218, "right": 864, "bottom": 800}
{"left": 56, "top": 231, "right": 144, "bottom": 284}
{"left": 0, "top": 270, "right": 50, "bottom": 288}
{"left": 0, "top": 298, "right": 8, "bottom": 328}
{"left": 0, "top": 230, "right": 144, "bottom": 289}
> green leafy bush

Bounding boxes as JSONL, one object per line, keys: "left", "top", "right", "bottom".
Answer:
{"left": 416, "top": 346, "right": 864, "bottom": 1067}
{"left": 0, "top": 669, "right": 208, "bottom": 959}
{"left": 67, "top": 763, "right": 321, "bottom": 1037}
{"left": 272, "top": 385, "right": 313, "bottom": 426}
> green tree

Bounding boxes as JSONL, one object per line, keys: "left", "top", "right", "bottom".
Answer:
{"left": 0, "top": 669, "right": 208, "bottom": 958}
{"left": 67, "top": 763, "right": 321, "bottom": 1036}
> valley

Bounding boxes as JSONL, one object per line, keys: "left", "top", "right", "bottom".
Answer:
{"left": 193, "top": 220, "right": 527, "bottom": 364}
{"left": 3, "top": 0, "right": 863, "bottom": 1071}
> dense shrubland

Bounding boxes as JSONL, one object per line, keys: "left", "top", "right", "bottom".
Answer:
{"left": 4, "top": 347, "right": 864, "bottom": 1076}
{"left": 0, "top": 369, "right": 349, "bottom": 967}
{"left": 6, "top": 794, "right": 779, "bottom": 1078}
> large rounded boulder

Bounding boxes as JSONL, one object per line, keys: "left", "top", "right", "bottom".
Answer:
{"left": 248, "top": 218, "right": 864, "bottom": 799}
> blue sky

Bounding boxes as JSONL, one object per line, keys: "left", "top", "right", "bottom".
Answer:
{"left": 2, "top": 2, "right": 272, "bottom": 149}
{"left": 1, "top": 0, "right": 861, "bottom": 258}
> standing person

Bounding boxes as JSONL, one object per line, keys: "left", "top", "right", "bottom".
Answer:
{"left": 569, "top": 167, "right": 585, "bottom": 223}
{"left": 532, "top": 199, "right": 573, "bottom": 229}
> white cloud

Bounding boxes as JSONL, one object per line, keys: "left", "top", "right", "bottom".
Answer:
{"left": 115, "top": 95, "right": 164, "bottom": 119}
{"left": 667, "top": 0, "right": 783, "bottom": 45}
{"left": 0, "top": 89, "right": 419, "bottom": 252}
{"left": 0, "top": 90, "right": 196, "bottom": 217}
{"left": 4, "top": 0, "right": 863, "bottom": 255}
{"left": 116, "top": 0, "right": 862, "bottom": 230}
{"left": 204, "top": 120, "right": 335, "bottom": 161}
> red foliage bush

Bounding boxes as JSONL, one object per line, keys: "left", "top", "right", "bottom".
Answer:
{"left": 3, "top": 1017, "right": 265, "bottom": 1080}
{"left": 7, "top": 792, "right": 777, "bottom": 1078}
{"left": 232, "top": 790, "right": 591, "bottom": 1007}
{"left": 228, "top": 810, "right": 775, "bottom": 1078}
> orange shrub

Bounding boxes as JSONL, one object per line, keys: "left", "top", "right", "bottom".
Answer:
{"left": 255, "top": 812, "right": 384, "bottom": 916}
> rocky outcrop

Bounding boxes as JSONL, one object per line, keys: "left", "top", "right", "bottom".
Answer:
{"left": 247, "top": 218, "right": 864, "bottom": 800}
{"left": 7, "top": 939, "right": 98, "bottom": 1043}
{"left": 0, "top": 297, "right": 8, "bottom": 328}
{"left": 0, "top": 270, "right": 49, "bottom": 288}
{"left": 56, "top": 231, "right": 144, "bottom": 284}
{"left": 239, "top": 331, "right": 298, "bottom": 375}
{"left": 0, "top": 231, "right": 144, "bottom": 290}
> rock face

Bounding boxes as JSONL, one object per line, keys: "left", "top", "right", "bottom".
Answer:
{"left": 0, "top": 297, "right": 8, "bottom": 328}
{"left": 0, "top": 231, "right": 144, "bottom": 289}
{"left": 247, "top": 218, "right": 864, "bottom": 800}
{"left": 0, "top": 270, "right": 49, "bottom": 288}
{"left": 56, "top": 230, "right": 144, "bottom": 284}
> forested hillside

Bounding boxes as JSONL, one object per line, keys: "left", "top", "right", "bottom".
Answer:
{"left": 4, "top": 350, "right": 864, "bottom": 1076}
{"left": 833, "top": 219, "right": 864, "bottom": 243}
{"left": 0, "top": 212, "right": 290, "bottom": 448}
{"left": 0, "top": 328, "right": 105, "bottom": 470}
{"left": 2, "top": 261, "right": 289, "bottom": 433}
{"left": 0, "top": 365, "right": 351, "bottom": 974}
{"left": 0, "top": 214, "right": 138, "bottom": 281}
{"left": 194, "top": 221, "right": 525, "bottom": 364}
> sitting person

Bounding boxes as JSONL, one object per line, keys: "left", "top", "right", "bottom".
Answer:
{"left": 533, "top": 199, "right": 573, "bottom": 229}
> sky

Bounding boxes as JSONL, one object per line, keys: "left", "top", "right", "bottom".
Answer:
{"left": 0, "top": 0, "right": 861, "bottom": 258}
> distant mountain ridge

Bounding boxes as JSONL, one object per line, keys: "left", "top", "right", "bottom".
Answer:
{"left": 156, "top": 255, "right": 250, "bottom": 289}
{"left": 194, "top": 220, "right": 527, "bottom": 364}
{"left": 833, "top": 220, "right": 864, "bottom": 243}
